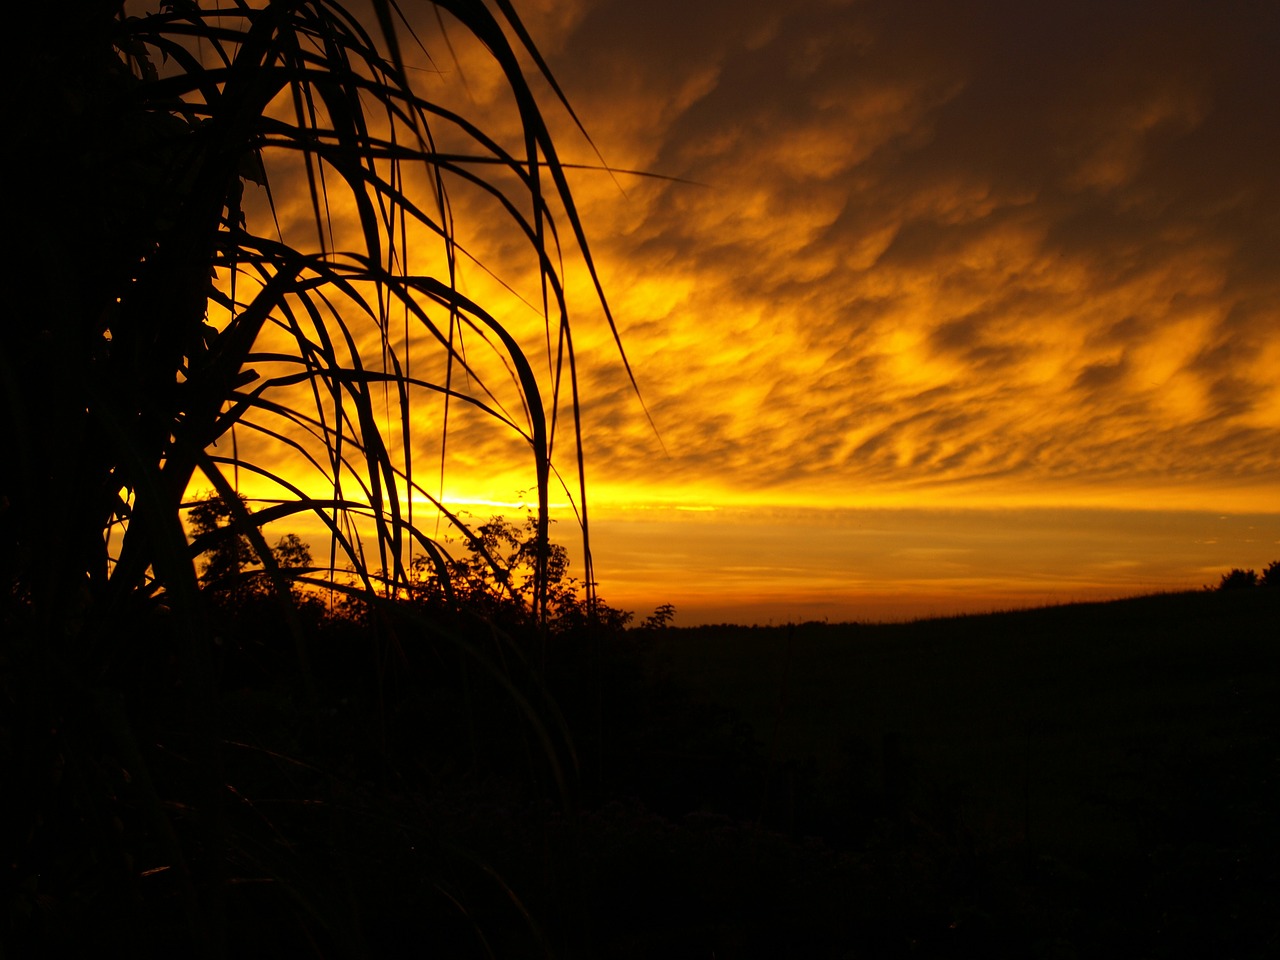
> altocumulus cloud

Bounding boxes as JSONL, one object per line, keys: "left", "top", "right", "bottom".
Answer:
{"left": 231, "top": 0, "right": 1278, "bottom": 512}
{"left": 524, "top": 0, "right": 1280, "bottom": 510}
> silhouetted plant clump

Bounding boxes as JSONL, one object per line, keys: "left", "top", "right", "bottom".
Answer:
{"left": 2, "top": 0, "right": 638, "bottom": 954}
{"left": 1215, "top": 560, "right": 1278, "bottom": 590}
{"left": 406, "top": 513, "right": 636, "bottom": 638}
{"left": 1218, "top": 568, "right": 1259, "bottom": 590}
{"left": 1262, "top": 559, "right": 1280, "bottom": 589}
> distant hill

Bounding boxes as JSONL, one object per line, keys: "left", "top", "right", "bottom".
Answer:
{"left": 639, "top": 587, "right": 1278, "bottom": 957}
{"left": 648, "top": 587, "right": 1278, "bottom": 775}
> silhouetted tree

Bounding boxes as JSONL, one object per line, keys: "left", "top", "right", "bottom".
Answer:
{"left": 1261, "top": 560, "right": 1280, "bottom": 589}
{"left": 188, "top": 491, "right": 313, "bottom": 595}
{"left": 639, "top": 602, "right": 678, "bottom": 631}
{"left": 411, "top": 513, "right": 633, "bottom": 636}
{"left": 1217, "top": 568, "right": 1259, "bottom": 590}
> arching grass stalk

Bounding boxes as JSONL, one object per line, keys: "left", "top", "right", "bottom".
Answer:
{"left": 4, "top": 1, "right": 629, "bottom": 952}
{"left": 4, "top": 0, "right": 626, "bottom": 673}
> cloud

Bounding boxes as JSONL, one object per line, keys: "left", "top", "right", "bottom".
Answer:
{"left": 512, "top": 0, "right": 1280, "bottom": 510}
{"left": 227, "top": 0, "right": 1277, "bottom": 522}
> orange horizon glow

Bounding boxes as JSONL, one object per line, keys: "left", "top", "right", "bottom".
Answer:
{"left": 188, "top": 1, "right": 1278, "bottom": 625}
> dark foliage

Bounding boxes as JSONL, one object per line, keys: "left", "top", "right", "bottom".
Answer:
{"left": 1218, "top": 567, "right": 1260, "bottom": 590}
{"left": 1212, "top": 561, "right": 1280, "bottom": 591}
{"left": 1261, "top": 560, "right": 1280, "bottom": 589}
{"left": 406, "top": 513, "right": 635, "bottom": 639}
{"left": 2, "top": 1, "right": 628, "bottom": 954}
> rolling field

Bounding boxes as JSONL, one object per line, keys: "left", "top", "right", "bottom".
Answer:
{"left": 637, "top": 588, "right": 1279, "bottom": 956}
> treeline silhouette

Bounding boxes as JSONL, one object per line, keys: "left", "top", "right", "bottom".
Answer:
{"left": 1216, "top": 560, "right": 1280, "bottom": 590}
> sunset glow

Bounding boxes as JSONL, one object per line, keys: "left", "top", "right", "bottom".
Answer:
{"left": 15, "top": 6, "right": 1274, "bottom": 949}
{"left": 222, "top": 0, "right": 1277, "bottom": 623}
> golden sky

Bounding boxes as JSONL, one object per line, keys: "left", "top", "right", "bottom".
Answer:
{"left": 225, "top": 0, "right": 1279, "bottom": 622}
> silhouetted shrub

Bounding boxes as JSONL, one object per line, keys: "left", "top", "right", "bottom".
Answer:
{"left": 1261, "top": 560, "right": 1280, "bottom": 589}
{"left": 638, "top": 602, "right": 678, "bottom": 631}
{"left": 1217, "top": 568, "right": 1259, "bottom": 590}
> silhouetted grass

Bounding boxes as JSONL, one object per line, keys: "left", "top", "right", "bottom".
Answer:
{"left": 8, "top": 4, "right": 1275, "bottom": 956}
{"left": 4, "top": 1, "right": 628, "bottom": 954}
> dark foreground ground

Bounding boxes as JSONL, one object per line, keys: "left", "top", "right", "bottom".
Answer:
{"left": 6, "top": 588, "right": 1276, "bottom": 958}
{"left": 638, "top": 588, "right": 1278, "bottom": 958}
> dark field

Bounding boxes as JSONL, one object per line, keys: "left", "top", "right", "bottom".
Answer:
{"left": 634, "top": 588, "right": 1279, "bottom": 957}
{"left": 7, "top": 589, "right": 1276, "bottom": 958}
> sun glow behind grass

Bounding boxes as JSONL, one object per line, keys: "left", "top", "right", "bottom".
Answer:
{"left": 208, "top": 478, "right": 1279, "bottom": 626}
{"left": 164, "top": 0, "right": 1280, "bottom": 628}
{"left": 193, "top": 409, "right": 1279, "bottom": 625}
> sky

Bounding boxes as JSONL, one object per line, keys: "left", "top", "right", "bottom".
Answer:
{"left": 230, "top": 0, "right": 1279, "bottom": 623}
